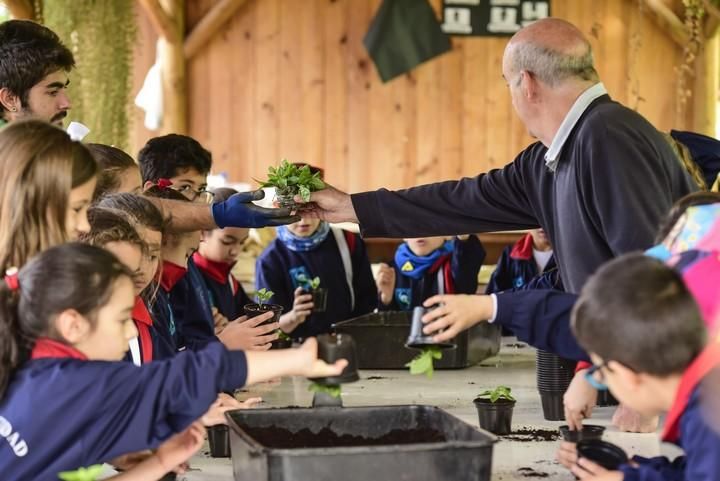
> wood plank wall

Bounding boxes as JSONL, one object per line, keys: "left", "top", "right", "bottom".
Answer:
{"left": 130, "top": 0, "right": 689, "bottom": 192}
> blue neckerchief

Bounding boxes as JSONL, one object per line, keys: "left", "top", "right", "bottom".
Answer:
{"left": 645, "top": 243, "right": 672, "bottom": 262}
{"left": 394, "top": 240, "right": 454, "bottom": 280}
{"left": 277, "top": 222, "right": 331, "bottom": 252}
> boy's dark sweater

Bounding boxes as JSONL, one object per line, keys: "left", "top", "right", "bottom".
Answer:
{"left": 192, "top": 252, "right": 252, "bottom": 322}
{"left": 380, "top": 235, "right": 485, "bottom": 311}
{"left": 255, "top": 231, "right": 376, "bottom": 339}
{"left": 352, "top": 95, "right": 697, "bottom": 293}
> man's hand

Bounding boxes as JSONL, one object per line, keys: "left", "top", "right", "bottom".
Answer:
{"left": 212, "top": 190, "right": 300, "bottom": 228}
{"left": 420, "top": 294, "right": 494, "bottom": 342}
{"left": 299, "top": 185, "right": 358, "bottom": 224}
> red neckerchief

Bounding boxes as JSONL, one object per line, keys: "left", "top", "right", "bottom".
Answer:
{"left": 426, "top": 255, "right": 455, "bottom": 295}
{"left": 662, "top": 342, "right": 720, "bottom": 442}
{"left": 160, "top": 260, "right": 187, "bottom": 292}
{"left": 30, "top": 337, "right": 88, "bottom": 360}
{"left": 509, "top": 233, "right": 534, "bottom": 260}
{"left": 132, "top": 296, "right": 153, "bottom": 363}
{"left": 193, "top": 252, "right": 233, "bottom": 284}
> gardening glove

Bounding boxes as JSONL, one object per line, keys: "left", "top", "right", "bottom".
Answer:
{"left": 212, "top": 190, "right": 300, "bottom": 228}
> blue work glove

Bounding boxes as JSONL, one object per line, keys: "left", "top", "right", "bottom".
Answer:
{"left": 212, "top": 190, "right": 300, "bottom": 228}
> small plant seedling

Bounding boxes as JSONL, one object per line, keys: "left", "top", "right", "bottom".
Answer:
{"left": 259, "top": 159, "right": 325, "bottom": 202}
{"left": 297, "top": 273, "right": 321, "bottom": 290}
{"left": 308, "top": 382, "right": 342, "bottom": 399}
{"left": 308, "top": 276, "right": 321, "bottom": 290}
{"left": 255, "top": 288, "right": 274, "bottom": 305}
{"left": 277, "top": 329, "right": 292, "bottom": 341}
{"left": 58, "top": 465, "right": 104, "bottom": 481}
{"left": 477, "top": 386, "right": 516, "bottom": 403}
{"left": 405, "top": 346, "right": 443, "bottom": 379}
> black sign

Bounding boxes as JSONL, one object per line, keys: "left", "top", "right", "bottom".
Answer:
{"left": 441, "top": 0, "right": 551, "bottom": 37}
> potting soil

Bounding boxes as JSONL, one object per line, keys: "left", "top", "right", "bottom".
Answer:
{"left": 241, "top": 426, "right": 447, "bottom": 449}
{"left": 502, "top": 428, "right": 560, "bottom": 442}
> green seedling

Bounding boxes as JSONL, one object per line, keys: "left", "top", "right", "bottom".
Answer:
{"left": 58, "top": 465, "right": 104, "bottom": 481}
{"left": 406, "top": 346, "right": 443, "bottom": 379}
{"left": 258, "top": 159, "right": 325, "bottom": 202}
{"left": 255, "top": 288, "right": 274, "bottom": 305}
{"left": 477, "top": 385, "right": 516, "bottom": 403}
{"left": 277, "top": 329, "right": 292, "bottom": 341}
{"left": 308, "top": 382, "right": 342, "bottom": 399}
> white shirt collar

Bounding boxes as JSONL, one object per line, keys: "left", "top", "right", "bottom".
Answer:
{"left": 544, "top": 82, "right": 608, "bottom": 172}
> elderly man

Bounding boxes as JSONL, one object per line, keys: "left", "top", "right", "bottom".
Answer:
{"left": 307, "top": 18, "right": 697, "bottom": 431}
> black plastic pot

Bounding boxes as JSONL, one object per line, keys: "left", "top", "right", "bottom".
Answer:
{"left": 208, "top": 425, "right": 231, "bottom": 458}
{"left": 310, "top": 288, "right": 328, "bottom": 313}
{"left": 576, "top": 440, "right": 628, "bottom": 470}
{"left": 405, "top": 306, "right": 456, "bottom": 350}
{"left": 310, "top": 333, "right": 360, "bottom": 384}
{"left": 539, "top": 392, "right": 565, "bottom": 421}
{"left": 244, "top": 303, "right": 285, "bottom": 349}
{"left": 473, "top": 398, "right": 515, "bottom": 435}
{"left": 158, "top": 474, "right": 177, "bottom": 481}
{"left": 559, "top": 424, "right": 605, "bottom": 443}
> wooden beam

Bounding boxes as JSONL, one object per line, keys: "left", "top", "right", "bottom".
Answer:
{"left": 158, "top": 0, "right": 187, "bottom": 134}
{"left": 184, "top": 0, "right": 250, "bottom": 59}
{"left": 641, "top": 0, "right": 690, "bottom": 46}
{"left": 692, "top": 31, "right": 718, "bottom": 135}
{"left": 4, "top": 0, "right": 35, "bottom": 19}
{"left": 703, "top": 0, "right": 720, "bottom": 37}
{"left": 137, "top": 0, "right": 180, "bottom": 43}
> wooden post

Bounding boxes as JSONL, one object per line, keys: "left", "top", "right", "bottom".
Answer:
{"left": 692, "top": 31, "right": 719, "bottom": 135}
{"left": 4, "top": 0, "right": 36, "bottom": 20}
{"left": 158, "top": 0, "right": 187, "bottom": 135}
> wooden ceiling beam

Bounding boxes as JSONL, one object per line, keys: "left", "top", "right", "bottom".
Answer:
{"left": 641, "top": 0, "right": 690, "bottom": 46}
{"left": 184, "top": 0, "right": 250, "bottom": 59}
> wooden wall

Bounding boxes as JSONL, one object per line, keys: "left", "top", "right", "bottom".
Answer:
{"left": 130, "top": 0, "right": 689, "bottom": 192}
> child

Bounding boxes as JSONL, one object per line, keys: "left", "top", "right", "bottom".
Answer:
{"left": 485, "top": 228, "right": 561, "bottom": 293}
{"left": 87, "top": 143, "right": 142, "bottom": 199}
{"left": 557, "top": 253, "right": 720, "bottom": 481}
{"left": 0, "top": 243, "right": 345, "bottom": 480}
{"left": 256, "top": 169, "right": 377, "bottom": 338}
{"left": 194, "top": 187, "right": 253, "bottom": 322}
{"left": 377, "top": 235, "right": 485, "bottom": 311}
{"left": 137, "top": 134, "right": 213, "bottom": 203}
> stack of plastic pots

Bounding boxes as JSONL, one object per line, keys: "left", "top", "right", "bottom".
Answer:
{"left": 405, "top": 306, "right": 456, "bottom": 350}
{"left": 596, "top": 389, "right": 619, "bottom": 407}
{"left": 536, "top": 350, "right": 576, "bottom": 420}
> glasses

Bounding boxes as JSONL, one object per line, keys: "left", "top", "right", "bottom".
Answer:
{"left": 171, "top": 185, "right": 214, "bottom": 203}
{"left": 584, "top": 361, "right": 610, "bottom": 391}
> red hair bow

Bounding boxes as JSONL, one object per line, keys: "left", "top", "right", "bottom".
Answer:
{"left": 4, "top": 267, "right": 19, "bottom": 291}
{"left": 156, "top": 178, "right": 174, "bottom": 190}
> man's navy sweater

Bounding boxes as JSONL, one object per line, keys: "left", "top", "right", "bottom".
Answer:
{"left": 352, "top": 95, "right": 697, "bottom": 293}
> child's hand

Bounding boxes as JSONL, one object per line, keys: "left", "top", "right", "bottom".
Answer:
{"left": 296, "top": 337, "right": 348, "bottom": 378}
{"left": 563, "top": 370, "right": 597, "bottom": 430}
{"left": 420, "top": 294, "right": 494, "bottom": 342}
{"left": 376, "top": 263, "right": 396, "bottom": 305}
{"left": 556, "top": 441, "right": 578, "bottom": 469}
{"left": 212, "top": 307, "right": 230, "bottom": 334}
{"left": 611, "top": 404, "right": 659, "bottom": 433}
{"left": 201, "top": 392, "right": 254, "bottom": 426}
{"left": 155, "top": 422, "right": 206, "bottom": 474}
{"left": 218, "top": 311, "right": 279, "bottom": 351}
{"left": 279, "top": 287, "right": 314, "bottom": 332}
{"left": 571, "top": 458, "right": 623, "bottom": 480}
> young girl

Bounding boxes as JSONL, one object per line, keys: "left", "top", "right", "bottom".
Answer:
{"left": 0, "top": 243, "right": 345, "bottom": 480}
{"left": 86, "top": 143, "right": 142, "bottom": 199}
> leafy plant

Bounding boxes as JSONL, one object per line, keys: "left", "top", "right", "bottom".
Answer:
{"left": 255, "top": 288, "right": 274, "bottom": 305}
{"left": 477, "top": 386, "right": 516, "bottom": 403}
{"left": 277, "top": 329, "right": 292, "bottom": 342}
{"left": 406, "top": 346, "right": 443, "bottom": 379}
{"left": 58, "top": 465, "right": 104, "bottom": 481}
{"left": 308, "top": 382, "right": 341, "bottom": 398}
{"left": 258, "top": 159, "right": 325, "bottom": 202}
{"left": 298, "top": 273, "right": 321, "bottom": 290}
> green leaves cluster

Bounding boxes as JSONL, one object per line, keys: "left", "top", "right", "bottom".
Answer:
{"left": 308, "top": 382, "right": 342, "bottom": 398}
{"left": 58, "top": 465, "right": 104, "bottom": 481}
{"left": 297, "top": 273, "right": 321, "bottom": 290}
{"left": 259, "top": 159, "right": 325, "bottom": 202}
{"left": 477, "top": 386, "right": 516, "bottom": 403}
{"left": 406, "top": 346, "right": 443, "bottom": 379}
{"left": 255, "top": 288, "right": 274, "bottom": 305}
{"left": 277, "top": 329, "right": 292, "bottom": 341}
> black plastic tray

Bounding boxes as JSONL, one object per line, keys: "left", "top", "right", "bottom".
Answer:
{"left": 227, "top": 405, "right": 496, "bottom": 481}
{"left": 333, "top": 311, "right": 501, "bottom": 369}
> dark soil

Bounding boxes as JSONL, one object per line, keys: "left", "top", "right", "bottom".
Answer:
{"left": 242, "top": 426, "right": 447, "bottom": 449}
{"left": 517, "top": 467, "right": 549, "bottom": 478}
{"left": 366, "top": 376, "right": 388, "bottom": 380}
{"left": 502, "top": 428, "right": 560, "bottom": 442}
{"left": 504, "top": 343, "right": 527, "bottom": 348}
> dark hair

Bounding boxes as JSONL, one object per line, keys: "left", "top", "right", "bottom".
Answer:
{"left": 209, "top": 187, "right": 238, "bottom": 204}
{"left": 0, "top": 20, "right": 75, "bottom": 116}
{"left": 82, "top": 206, "right": 147, "bottom": 255}
{"left": 95, "top": 193, "right": 167, "bottom": 234}
{"left": 0, "top": 243, "right": 131, "bottom": 397}
{"left": 86, "top": 143, "right": 137, "bottom": 199}
{"left": 572, "top": 253, "right": 706, "bottom": 376}
{"left": 143, "top": 185, "right": 191, "bottom": 203}
{"left": 137, "top": 134, "right": 212, "bottom": 184}
{"left": 654, "top": 193, "right": 720, "bottom": 243}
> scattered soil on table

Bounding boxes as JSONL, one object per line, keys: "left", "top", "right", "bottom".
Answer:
{"left": 504, "top": 343, "right": 527, "bottom": 348}
{"left": 366, "top": 376, "right": 388, "bottom": 380}
{"left": 242, "top": 426, "right": 447, "bottom": 449}
{"left": 502, "top": 428, "right": 560, "bottom": 442}
{"left": 467, "top": 381, "right": 476, "bottom": 385}
{"left": 517, "top": 467, "right": 549, "bottom": 478}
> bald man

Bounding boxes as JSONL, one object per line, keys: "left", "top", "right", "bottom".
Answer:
{"left": 307, "top": 18, "right": 696, "bottom": 294}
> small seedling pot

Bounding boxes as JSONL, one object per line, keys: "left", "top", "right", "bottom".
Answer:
{"left": 310, "top": 333, "right": 360, "bottom": 384}
{"left": 473, "top": 397, "right": 515, "bottom": 435}
{"left": 311, "top": 390, "right": 343, "bottom": 408}
{"left": 576, "top": 439, "right": 628, "bottom": 470}
{"left": 559, "top": 424, "right": 605, "bottom": 443}
{"left": 275, "top": 193, "right": 300, "bottom": 211}
{"left": 405, "top": 306, "right": 455, "bottom": 350}
{"left": 207, "top": 425, "right": 231, "bottom": 458}
{"left": 310, "top": 287, "right": 328, "bottom": 313}
{"left": 539, "top": 392, "right": 565, "bottom": 421}
{"left": 244, "top": 303, "right": 286, "bottom": 349}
